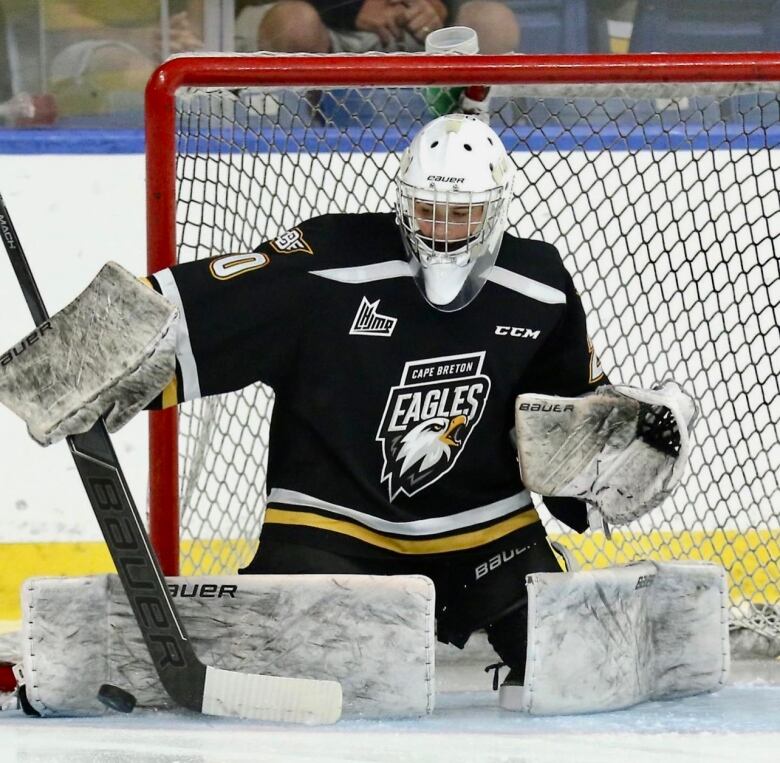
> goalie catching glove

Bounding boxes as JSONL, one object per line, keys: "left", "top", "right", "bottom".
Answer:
{"left": 0, "top": 262, "right": 177, "bottom": 445}
{"left": 514, "top": 382, "right": 698, "bottom": 524}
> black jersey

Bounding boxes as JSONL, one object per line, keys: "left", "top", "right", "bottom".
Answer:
{"left": 149, "top": 213, "right": 605, "bottom": 558}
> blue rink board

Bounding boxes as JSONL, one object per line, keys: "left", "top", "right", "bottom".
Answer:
{"left": 0, "top": 128, "right": 145, "bottom": 154}
{"left": 2, "top": 122, "right": 780, "bottom": 155}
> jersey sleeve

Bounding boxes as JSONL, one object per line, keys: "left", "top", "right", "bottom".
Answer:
{"left": 145, "top": 244, "right": 307, "bottom": 408}
{"left": 521, "top": 269, "right": 607, "bottom": 398}
{"left": 521, "top": 267, "right": 608, "bottom": 533}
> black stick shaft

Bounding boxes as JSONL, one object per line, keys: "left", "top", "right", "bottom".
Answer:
{"left": 0, "top": 197, "right": 48, "bottom": 324}
{"left": 0, "top": 193, "right": 205, "bottom": 710}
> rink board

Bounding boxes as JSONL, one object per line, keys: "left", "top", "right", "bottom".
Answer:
{"left": 1, "top": 526, "right": 777, "bottom": 620}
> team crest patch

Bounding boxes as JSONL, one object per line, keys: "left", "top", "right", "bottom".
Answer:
{"left": 376, "top": 352, "right": 491, "bottom": 500}
{"left": 269, "top": 228, "right": 313, "bottom": 255}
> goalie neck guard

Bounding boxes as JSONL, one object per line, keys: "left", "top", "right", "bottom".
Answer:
{"left": 395, "top": 114, "right": 514, "bottom": 311}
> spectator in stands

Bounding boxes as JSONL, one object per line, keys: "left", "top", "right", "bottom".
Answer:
{"left": 235, "top": 0, "right": 520, "bottom": 55}
{"left": 42, "top": 1, "right": 203, "bottom": 118}
{"left": 0, "top": 3, "right": 12, "bottom": 102}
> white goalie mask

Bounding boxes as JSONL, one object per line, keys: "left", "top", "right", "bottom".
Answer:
{"left": 395, "top": 114, "right": 514, "bottom": 311}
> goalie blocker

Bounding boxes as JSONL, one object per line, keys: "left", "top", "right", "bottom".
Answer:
{"left": 0, "top": 261, "right": 177, "bottom": 446}
{"left": 515, "top": 382, "right": 698, "bottom": 524}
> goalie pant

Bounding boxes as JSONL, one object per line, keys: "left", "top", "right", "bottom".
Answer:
{"left": 240, "top": 523, "right": 562, "bottom": 673}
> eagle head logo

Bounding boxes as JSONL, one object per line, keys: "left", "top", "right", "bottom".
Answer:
{"left": 397, "top": 415, "right": 468, "bottom": 476}
{"left": 382, "top": 414, "right": 469, "bottom": 498}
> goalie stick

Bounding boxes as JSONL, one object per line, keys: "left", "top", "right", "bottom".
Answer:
{"left": 0, "top": 194, "right": 342, "bottom": 724}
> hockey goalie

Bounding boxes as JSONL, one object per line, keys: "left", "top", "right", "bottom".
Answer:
{"left": 0, "top": 114, "right": 727, "bottom": 717}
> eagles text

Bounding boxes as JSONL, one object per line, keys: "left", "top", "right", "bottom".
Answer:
{"left": 387, "top": 384, "right": 484, "bottom": 431}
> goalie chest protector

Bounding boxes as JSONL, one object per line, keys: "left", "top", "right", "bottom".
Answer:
{"left": 149, "top": 212, "right": 605, "bottom": 557}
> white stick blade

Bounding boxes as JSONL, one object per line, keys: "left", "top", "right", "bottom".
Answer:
{"left": 202, "top": 666, "right": 342, "bottom": 724}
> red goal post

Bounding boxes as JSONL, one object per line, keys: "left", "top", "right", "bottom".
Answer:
{"left": 145, "top": 52, "right": 780, "bottom": 645}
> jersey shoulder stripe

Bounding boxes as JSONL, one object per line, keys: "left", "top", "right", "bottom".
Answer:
{"left": 495, "top": 234, "right": 572, "bottom": 303}
{"left": 310, "top": 260, "right": 414, "bottom": 284}
{"left": 485, "top": 266, "right": 566, "bottom": 304}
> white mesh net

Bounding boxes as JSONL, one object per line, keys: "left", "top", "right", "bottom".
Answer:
{"left": 151, "top": 59, "right": 780, "bottom": 645}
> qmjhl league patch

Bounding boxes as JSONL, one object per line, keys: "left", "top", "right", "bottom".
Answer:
{"left": 376, "top": 352, "right": 491, "bottom": 499}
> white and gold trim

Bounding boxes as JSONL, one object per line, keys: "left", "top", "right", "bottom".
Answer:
{"left": 264, "top": 488, "right": 539, "bottom": 554}
{"left": 483, "top": 267, "right": 566, "bottom": 304}
{"left": 264, "top": 507, "right": 540, "bottom": 554}
{"left": 267, "top": 488, "right": 531, "bottom": 536}
{"left": 153, "top": 267, "right": 201, "bottom": 401}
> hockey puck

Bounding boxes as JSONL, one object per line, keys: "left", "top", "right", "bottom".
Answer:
{"left": 97, "top": 683, "right": 137, "bottom": 713}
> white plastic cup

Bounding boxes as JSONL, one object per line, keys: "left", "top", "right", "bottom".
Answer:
{"left": 607, "top": 19, "right": 633, "bottom": 54}
{"left": 424, "top": 26, "right": 479, "bottom": 55}
{"left": 424, "top": 27, "right": 480, "bottom": 116}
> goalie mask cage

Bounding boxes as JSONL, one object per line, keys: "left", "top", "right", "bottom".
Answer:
{"left": 146, "top": 53, "right": 780, "bottom": 646}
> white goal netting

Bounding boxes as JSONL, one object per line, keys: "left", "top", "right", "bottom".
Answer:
{"left": 147, "top": 56, "right": 780, "bottom": 647}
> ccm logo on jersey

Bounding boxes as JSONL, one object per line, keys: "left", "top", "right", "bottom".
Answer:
{"left": 0, "top": 322, "right": 52, "bottom": 366}
{"left": 495, "top": 326, "right": 540, "bottom": 339}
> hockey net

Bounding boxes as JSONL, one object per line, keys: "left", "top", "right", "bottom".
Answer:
{"left": 146, "top": 53, "right": 780, "bottom": 649}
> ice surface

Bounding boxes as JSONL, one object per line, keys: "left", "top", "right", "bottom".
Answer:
{"left": 1, "top": 663, "right": 779, "bottom": 763}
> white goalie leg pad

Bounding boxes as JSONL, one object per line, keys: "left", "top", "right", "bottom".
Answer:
{"left": 0, "top": 262, "right": 177, "bottom": 446}
{"left": 20, "top": 574, "right": 435, "bottom": 719}
{"left": 515, "top": 382, "right": 698, "bottom": 524}
{"left": 501, "top": 561, "right": 729, "bottom": 714}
